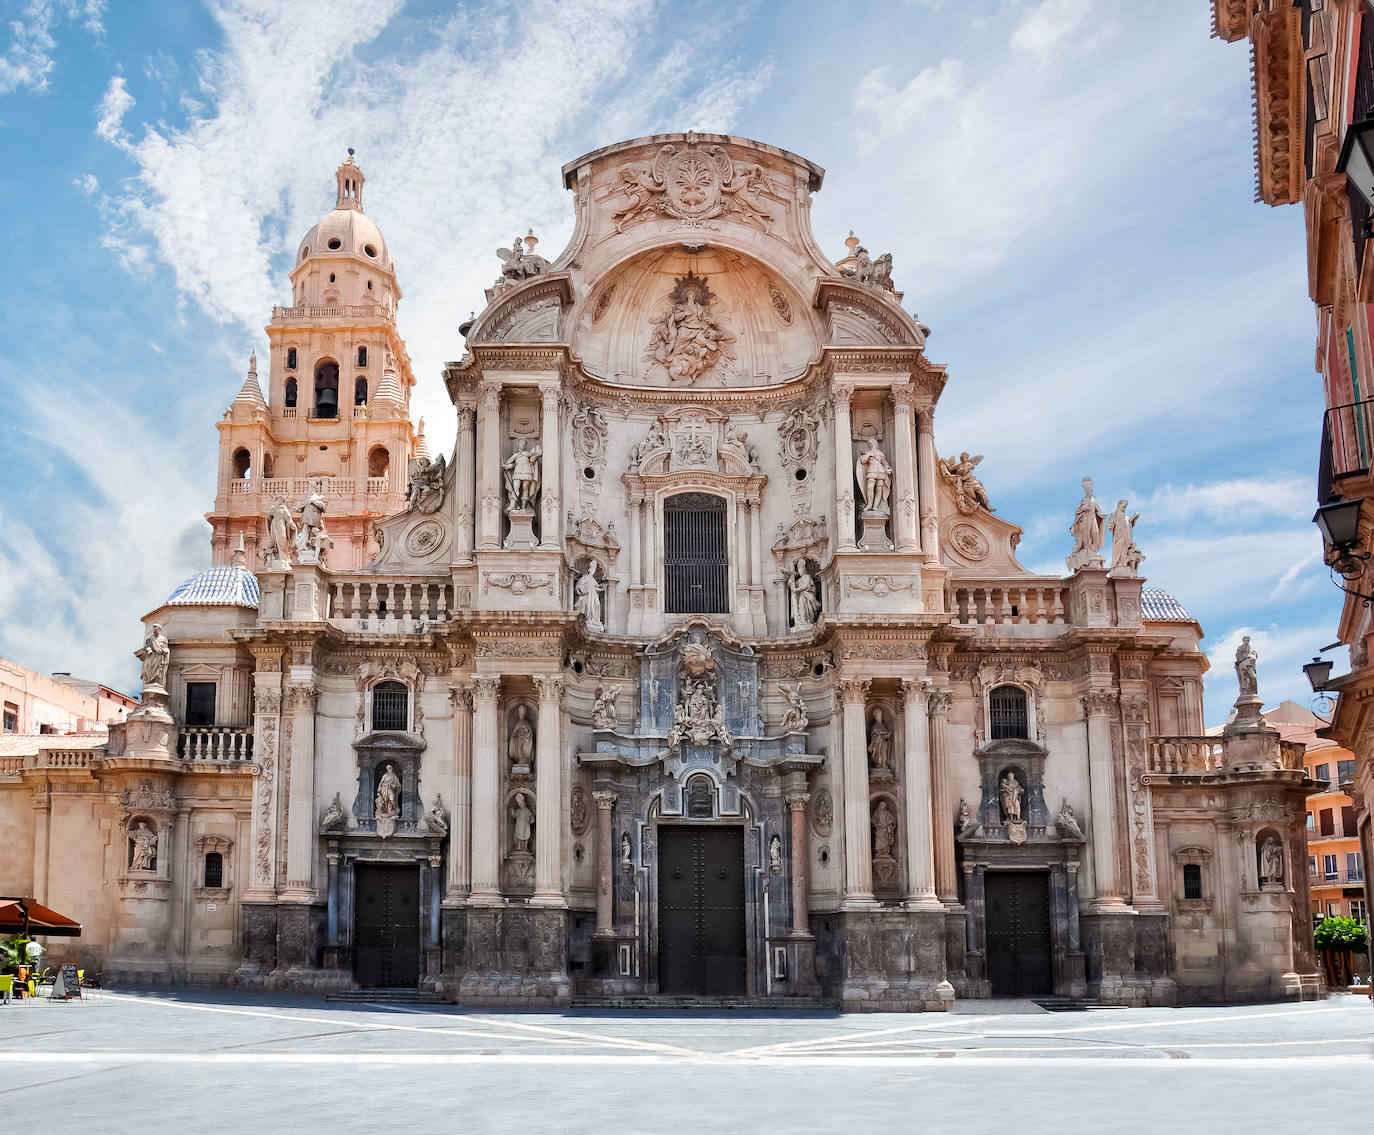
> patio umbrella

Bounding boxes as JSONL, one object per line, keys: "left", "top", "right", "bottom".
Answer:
{"left": 0, "top": 897, "right": 82, "bottom": 937}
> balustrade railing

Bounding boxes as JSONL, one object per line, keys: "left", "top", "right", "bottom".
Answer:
{"left": 233, "top": 477, "right": 399, "bottom": 502}
{"left": 272, "top": 303, "right": 389, "bottom": 320}
{"left": 1146, "top": 737, "right": 1225, "bottom": 775}
{"left": 41, "top": 750, "right": 95, "bottom": 769}
{"left": 949, "top": 582, "right": 1069, "bottom": 627}
{"left": 0, "top": 756, "right": 24, "bottom": 775}
{"left": 178, "top": 727, "right": 254, "bottom": 763}
{"left": 330, "top": 577, "right": 455, "bottom": 627}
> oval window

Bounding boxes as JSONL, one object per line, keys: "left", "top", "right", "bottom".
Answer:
{"left": 327, "top": 238, "right": 342, "bottom": 250}
{"left": 300, "top": 246, "right": 309, "bottom": 260}
{"left": 364, "top": 244, "right": 377, "bottom": 258}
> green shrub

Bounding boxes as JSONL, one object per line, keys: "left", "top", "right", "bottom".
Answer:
{"left": 1314, "top": 916, "right": 1369, "bottom": 952}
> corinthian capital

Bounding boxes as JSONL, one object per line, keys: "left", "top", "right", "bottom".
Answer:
{"left": 472, "top": 674, "right": 502, "bottom": 701}
{"left": 533, "top": 674, "right": 565, "bottom": 703}
{"left": 1081, "top": 689, "right": 1120, "bottom": 717}
{"left": 838, "top": 678, "right": 871, "bottom": 705}
{"left": 927, "top": 688, "right": 953, "bottom": 716}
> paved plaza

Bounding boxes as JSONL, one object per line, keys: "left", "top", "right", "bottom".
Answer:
{"left": 0, "top": 990, "right": 1369, "bottom": 1133}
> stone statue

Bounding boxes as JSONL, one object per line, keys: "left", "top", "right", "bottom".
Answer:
{"left": 999, "top": 770, "right": 1024, "bottom": 822}
{"left": 769, "top": 833, "right": 783, "bottom": 874}
{"left": 265, "top": 495, "right": 298, "bottom": 565}
{"left": 855, "top": 438, "right": 893, "bottom": 514}
{"left": 1107, "top": 499, "right": 1143, "bottom": 576}
{"left": 1067, "top": 476, "right": 1105, "bottom": 571}
{"left": 840, "top": 244, "right": 897, "bottom": 292}
{"left": 779, "top": 684, "right": 808, "bottom": 733}
{"left": 1259, "top": 835, "right": 1285, "bottom": 885}
{"left": 129, "top": 821, "right": 157, "bottom": 871}
{"left": 872, "top": 800, "right": 897, "bottom": 858}
{"left": 1235, "top": 635, "right": 1259, "bottom": 699}
{"left": 296, "top": 481, "right": 331, "bottom": 564}
{"left": 137, "top": 623, "right": 170, "bottom": 689}
{"left": 511, "top": 791, "right": 534, "bottom": 852}
{"left": 321, "top": 792, "right": 346, "bottom": 832}
{"left": 495, "top": 232, "right": 549, "bottom": 285}
{"left": 502, "top": 439, "right": 542, "bottom": 512}
{"left": 591, "top": 684, "right": 621, "bottom": 731}
{"left": 424, "top": 794, "right": 449, "bottom": 837}
{"left": 375, "top": 762, "right": 402, "bottom": 838}
{"left": 956, "top": 798, "right": 977, "bottom": 838}
{"left": 938, "top": 452, "right": 994, "bottom": 514}
{"left": 574, "top": 561, "right": 603, "bottom": 630}
{"left": 867, "top": 707, "right": 892, "bottom": 773}
{"left": 789, "top": 559, "right": 821, "bottom": 629}
{"left": 509, "top": 704, "right": 535, "bottom": 768}
{"left": 723, "top": 422, "right": 758, "bottom": 467}
{"left": 620, "top": 831, "right": 633, "bottom": 868}
{"left": 646, "top": 271, "right": 735, "bottom": 384}
{"left": 406, "top": 453, "right": 447, "bottom": 514}
{"left": 1056, "top": 799, "right": 1085, "bottom": 840}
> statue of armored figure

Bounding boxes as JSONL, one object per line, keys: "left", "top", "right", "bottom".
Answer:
{"left": 502, "top": 440, "right": 542, "bottom": 513}
{"left": 855, "top": 438, "right": 893, "bottom": 514}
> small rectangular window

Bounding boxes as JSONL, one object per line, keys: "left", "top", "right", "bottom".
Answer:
{"left": 286, "top": 347, "right": 297, "bottom": 369}
{"left": 1, "top": 703, "right": 15, "bottom": 733}
{"left": 1324, "top": 854, "right": 1339, "bottom": 879}
{"left": 1337, "top": 759, "right": 1356, "bottom": 783}
{"left": 1349, "top": 852, "right": 1364, "bottom": 881}
{"left": 1306, "top": 812, "right": 1315, "bottom": 831}
{"left": 1320, "top": 809, "right": 1335, "bottom": 837}
{"left": 1353, "top": 899, "right": 1368, "bottom": 923}
{"left": 1315, "top": 763, "right": 1331, "bottom": 784}
{"left": 204, "top": 852, "right": 224, "bottom": 888}
{"left": 185, "top": 682, "right": 216, "bottom": 727}
{"left": 1341, "top": 805, "right": 1356, "bottom": 836}
{"left": 1308, "top": 856, "right": 1318, "bottom": 877}
{"left": 1182, "top": 863, "right": 1203, "bottom": 900}
{"left": 357, "top": 346, "right": 367, "bottom": 367}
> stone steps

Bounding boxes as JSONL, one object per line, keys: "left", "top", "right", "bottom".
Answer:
{"left": 325, "top": 989, "right": 453, "bottom": 1005}
{"left": 570, "top": 995, "right": 831, "bottom": 1011}
{"left": 1029, "top": 996, "right": 1130, "bottom": 1012}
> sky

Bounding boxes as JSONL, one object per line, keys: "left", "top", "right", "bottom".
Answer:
{"left": 0, "top": 0, "right": 1340, "bottom": 726}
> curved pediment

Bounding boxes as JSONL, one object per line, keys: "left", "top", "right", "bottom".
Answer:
{"left": 467, "top": 273, "right": 572, "bottom": 345}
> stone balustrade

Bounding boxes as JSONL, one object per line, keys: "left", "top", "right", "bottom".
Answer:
{"left": 179, "top": 727, "right": 255, "bottom": 763}
{"left": 0, "top": 756, "right": 23, "bottom": 775}
{"left": 271, "top": 302, "right": 389, "bottom": 321}
{"left": 1147, "top": 737, "right": 1226, "bottom": 775}
{"left": 330, "top": 577, "right": 456, "bottom": 628}
{"left": 41, "top": 750, "right": 96, "bottom": 769}
{"left": 949, "top": 582, "right": 1069, "bottom": 628}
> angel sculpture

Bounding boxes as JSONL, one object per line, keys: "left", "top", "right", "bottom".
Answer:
{"left": 406, "top": 453, "right": 447, "bottom": 514}
{"left": 591, "top": 683, "right": 621, "bottom": 731}
{"left": 779, "top": 684, "right": 808, "bottom": 733}
{"left": 938, "top": 452, "right": 994, "bottom": 514}
{"left": 495, "top": 233, "right": 549, "bottom": 283}
{"left": 502, "top": 439, "right": 542, "bottom": 512}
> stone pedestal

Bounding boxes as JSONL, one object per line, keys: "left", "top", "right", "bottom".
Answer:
{"left": 450, "top": 907, "right": 571, "bottom": 1007}
{"left": 821, "top": 909, "right": 954, "bottom": 1011}
{"left": 503, "top": 506, "right": 538, "bottom": 550}
{"left": 857, "top": 509, "right": 893, "bottom": 551}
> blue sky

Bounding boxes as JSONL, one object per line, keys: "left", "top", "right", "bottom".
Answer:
{"left": 0, "top": 0, "right": 1338, "bottom": 724}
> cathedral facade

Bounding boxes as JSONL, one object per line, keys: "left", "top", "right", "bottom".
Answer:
{"left": 0, "top": 135, "right": 1321, "bottom": 1007}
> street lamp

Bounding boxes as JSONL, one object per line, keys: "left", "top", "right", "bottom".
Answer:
{"left": 1313, "top": 499, "right": 1367, "bottom": 579}
{"left": 1303, "top": 656, "right": 1334, "bottom": 692}
{"left": 1337, "top": 118, "right": 1374, "bottom": 214}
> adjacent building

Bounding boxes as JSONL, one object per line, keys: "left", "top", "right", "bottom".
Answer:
{"left": 0, "top": 656, "right": 137, "bottom": 736}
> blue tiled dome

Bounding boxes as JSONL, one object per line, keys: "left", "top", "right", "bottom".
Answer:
{"left": 164, "top": 565, "right": 260, "bottom": 608}
{"left": 1141, "top": 587, "right": 1191, "bottom": 622}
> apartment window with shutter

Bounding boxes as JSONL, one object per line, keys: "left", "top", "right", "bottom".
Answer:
{"left": 1324, "top": 854, "right": 1338, "bottom": 879}
{"left": 1320, "top": 809, "right": 1335, "bottom": 837}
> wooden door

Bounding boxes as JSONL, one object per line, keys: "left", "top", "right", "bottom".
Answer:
{"left": 658, "top": 827, "right": 746, "bottom": 996}
{"left": 353, "top": 863, "right": 420, "bottom": 988}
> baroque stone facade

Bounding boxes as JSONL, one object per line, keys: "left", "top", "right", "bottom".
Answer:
{"left": 0, "top": 135, "right": 1321, "bottom": 1007}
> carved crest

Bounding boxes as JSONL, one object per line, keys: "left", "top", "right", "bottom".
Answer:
{"left": 608, "top": 139, "right": 779, "bottom": 231}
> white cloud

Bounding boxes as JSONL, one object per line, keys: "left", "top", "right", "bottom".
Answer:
{"left": 94, "top": 73, "right": 133, "bottom": 147}
{"left": 1011, "top": 0, "right": 1095, "bottom": 57}
{"left": 0, "top": 0, "right": 103, "bottom": 94}
{"left": 1135, "top": 476, "right": 1313, "bottom": 530}
{"left": 852, "top": 59, "right": 962, "bottom": 151}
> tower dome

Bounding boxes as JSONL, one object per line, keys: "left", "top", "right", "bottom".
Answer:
{"left": 291, "top": 151, "right": 400, "bottom": 309}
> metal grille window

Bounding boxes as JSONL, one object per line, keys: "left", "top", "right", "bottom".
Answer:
{"left": 372, "top": 681, "right": 408, "bottom": 732}
{"left": 988, "top": 685, "right": 1029, "bottom": 740}
{"left": 1183, "top": 863, "right": 1203, "bottom": 901}
{"left": 664, "top": 493, "right": 728, "bottom": 614}
{"left": 204, "top": 852, "right": 224, "bottom": 889}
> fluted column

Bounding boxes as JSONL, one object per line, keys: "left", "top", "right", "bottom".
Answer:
{"left": 891, "top": 390, "right": 919, "bottom": 552}
{"left": 833, "top": 386, "right": 857, "bottom": 551}
{"left": 929, "top": 688, "right": 958, "bottom": 903}
{"left": 446, "top": 684, "right": 473, "bottom": 901}
{"left": 839, "top": 678, "right": 875, "bottom": 907}
{"left": 628, "top": 491, "right": 642, "bottom": 586}
{"left": 916, "top": 408, "right": 939, "bottom": 560}
{"left": 532, "top": 675, "right": 565, "bottom": 905}
{"left": 246, "top": 652, "right": 284, "bottom": 900}
{"left": 787, "top": 792, "right": 811, "bottom": 935}
{"left": 1083, "top": 689, "right": 1125, "bottom": 907}
{"left": 454, "top": 403, "right": 476, "bottom": 563}
{"left": 593, "top": 790, "right": 616, "bottom": 934}
{"left": 901, "top": 679, "right": 940, "bottom": 909}
{"left": 748, "top": 498, "right": 762, "bottom": 585}
{"left": 469, "top": 675, "right": 502, "bottom": 905}
{"left": 538, "top": 385, "right": 561, "bottom": 550}
{"left": 476, "top": 381, "right": 502, "bottom": 550}
{"left": 283, "top": 684, "right": 318, "bottom": 897}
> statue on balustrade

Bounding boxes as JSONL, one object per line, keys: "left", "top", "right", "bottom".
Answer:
{"left": 137, "top": 623, "right": 170, "bottom": 690}
{"left": 855, "top": 438, "right": 893, "bottom": 515}
{"left": 296, "top": 481, "right": 331, "bottom": 565}
{"left": 265, "top": 495, "right": 298, "bottom": 565}
{"left": 1066, "top": 476, "right": 1105, "bottom": 571}
{"left": 1235, "top": 635, "right": 1259, "bottom": 700}
{"left": 502, "top": 440, "right": 542, "bottom": 513}
{"left": 1107, "top": 499, "right": 1143, "bottom": 577}
{"left": 789, "top": 559, "right": 821, "bottom": 629}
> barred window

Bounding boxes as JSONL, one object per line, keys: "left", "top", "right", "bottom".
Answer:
{"left": 372, "top": 681, "right": 408, "bottom": 732}
{"left": 664, "top": 493, "right": 728, "bottom": 614}
{"left": 988, "top": 685, "right": 1028, "bottom": 740}
{"left": 1182, "top": 863, "right": 1202, "bottom": 900}
{"left": 204, "top": 852, "right": 224, "bottom": 889}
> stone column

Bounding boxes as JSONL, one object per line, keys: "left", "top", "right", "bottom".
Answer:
{"left": 748, "top": 499, "right": 762, "bottom": 585}
{"left": 245, "top": 652, "right": 283, "bottom": 900}
{"left": 593, "top": 791, "right": 616, "bottom": 934}
{"left": 786, "top": 792, "right": 811, "bottom": 935}
{"left": 454, "top": 402, "right": 476, "bottom": 563}
{"left": 326, "top": 849, "right": 340, "bottom": 943}
{"left": 469, "top": 675, "right": 502, "bottom": 905}
{"left": 532, "top": 675, "right": 565, "bottom": 906}
{"left": 282, "top": 684, "right": 318, "bottom": 897}
{"left": 736, "top": 500, "right": 751, "bottom": 586}
{"left": 833, "top": 386, "right": 857, "bottom": 551}
{"left": 916, "top": 408, "right": 939, "bottom": 560}
{"left": 929, "top": 688, "right": 958, "bottom": 903}
{"left": 476, "top": 381, "right": 502, "bottom": 550}
{"left": 839, "top": 679, "right": 875, "bottom": 907}
{"left": 538, "top": 385, "right": 561, "bottom": 550}
{"left": 891, "top": 390, "right": 919, "bottom": 553}
{"left": 901, "top": 679, "right": 940, "bottom": 909}
{"left": 1083, "top": 690, "right": 1125, "bottom": 907}
{"left": 446, "top": 684, "right": 473, "bottom": 901}
{"left": 31, "top": 786, "right": 50, "bottom": 903}
{"left": 627, "top": 491, "right": 642, "bottom": 587}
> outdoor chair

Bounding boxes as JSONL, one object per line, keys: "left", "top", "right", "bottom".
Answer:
{"left": 0, "top": 974, "right": 12, "bottom": 1004}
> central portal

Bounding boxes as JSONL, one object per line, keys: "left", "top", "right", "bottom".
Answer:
{"left": 353, "top": 863, "right": 420, "bottom": 988}
{"left": 984, "top": 870, "right": 1053, "bottom": 997}
{"left": 658, "top": 826, "right": 746, "bottom": 996}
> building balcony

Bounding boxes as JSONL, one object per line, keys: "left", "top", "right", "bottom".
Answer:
{"left": 1310, "top": 869, "right": 1365, "bottom": 887}
{"left": 1320, "top": 397, "right": 1374, "bottom": 500}
{"left": 948, "top": 582, "right": 1070, "bottom": 631}
{"left": 1146, "top": 733, "right": 1304, "bottom": 776}
{"left": 178, "top": 727, "right": 254, "bottom": 763}
{"left": 328, "top": 576, "right": 457, "bottom": 631}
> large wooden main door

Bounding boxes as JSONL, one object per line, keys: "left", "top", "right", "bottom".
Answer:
{"left": 984, "top": 871, "right": 1053, "bottom": 997}
{"left": 658, "top": 827, "right": 746, "bottom": 996}
{"left": 353, "top": 863, "right": 420, "bottom": 988}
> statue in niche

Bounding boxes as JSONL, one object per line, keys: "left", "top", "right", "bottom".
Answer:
{"left": 769, "top": 834, "right": 783, "bottom": 874}
{"left": 1235, "top": 635, "right": 1259, "bottom": 700}
{"left": 424, "top": 794, "right": 449, "bottom": 837}
{"left": 502, "top": 440, "right": 542, "bottom": 513}
{"left": 321, "top": 792, "right": 346, "bottom": 832}
{"left": 406, "top": 453, "right": 447, "bottom": 514}
{"left": 591, "top": 684, "right": 621, "bottom": 730}
{"left": 296, "top": 481, "right": 331, "bottom": 564}
{"left": 137, "top": 623, "right": 170, "bottom": 689}
{"left": 1056, "top": 799, "right": 1085, "bottom": 840}
{"left": 867, "top": 707, "right": 893, "bottom": 774}
{"left": 511, "top": 792, "right": 534, "bottom": 852}
{"left": 872, "top": 800, "right": 897, "bottom": 858}
{"left": 855, "top": 438, "right": 893, "bottom": 514}
{"left": 1258, "top": 835, "right": 1285, "bottom": 886}
{"left": 789, "top": 559, "right": 821, "bottom": 630}
{"left": 375, "top": 762, "right": 402, "bottom": 838}
{"left": 938, "top": 452, "right": 994, "bottom": 514}
{"left": 779, "top": 684, "right": 808, "bottom": 733}
{"left": 669, "top": 677, "right": 735, "bottom": 753}
{"left": 620, "top": 831, "right": 633, "bottom": 869}
{"left": 1066, "top": 476, "right": 1105, "bottom": 571}
{"left": 999, "top": 771, "right": 1024, "bottom": 823}
{"left": 956, "top": 799, "right": 978, "bottom": 838}
{"left": 574, "top": 561, "right": 604, "bottom": 630}
{"left": 510, "top": 704, "right": 535, "bottom": 769}
{"left": 129, "top": 822, "right": 158, "bottom": 871}
{"left": 646, "top": 271, "right": 735, "bottom": 385}
{"left": 1107, "top": 499, "right": 1144, "bottom": 576}
{"left": 265, "top": 495, "right": 298, "bottom": 564}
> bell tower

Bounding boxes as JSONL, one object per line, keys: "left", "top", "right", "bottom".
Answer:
{"left": 207, "top": 152, "right": 417, "bottom": 571}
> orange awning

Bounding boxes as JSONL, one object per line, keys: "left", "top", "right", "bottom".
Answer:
{"left": 0, "top": 897, "right": 83, "bottom": 937}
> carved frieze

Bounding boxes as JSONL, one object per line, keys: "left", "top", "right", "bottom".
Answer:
{"left": 483, "top": 573, "right": 556, "bottom": 597}
{"left": 605, "top": 139, "right": 780, "bottom": 231}
{"left": 475, "top": 638, "right": 560, "bottom": 659}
